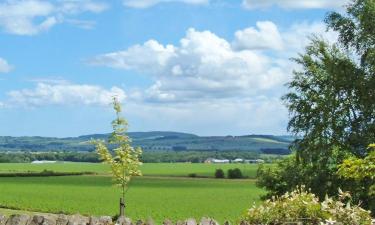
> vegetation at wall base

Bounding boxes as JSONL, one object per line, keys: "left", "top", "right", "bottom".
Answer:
{"left": 242, "top": 186, "right": 372, "bottom": 225}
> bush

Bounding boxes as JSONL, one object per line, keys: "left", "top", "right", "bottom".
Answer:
{"left": 257, "top": 151, "right": 374, "bottom": 213}
{"left": 242, "top": 186, "right": 372, "bottom": 225}
{"left": 214, "top": 169, "right": 225, "bottom": 178}
{"left": 227, "top": 168, "right": 243, "bottom": 179}
{"left": 188, "top": 173, "right": 197, "bottom": 178}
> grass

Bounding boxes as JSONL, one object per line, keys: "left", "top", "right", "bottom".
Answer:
{"left": 0, "top": 175, "right": 264, "bottom": 223}
{"left": 0, "top": 162, "right": 261, "bottom": 178}
{"left": 0, "top": 162, "right": 267, "bottom": 222}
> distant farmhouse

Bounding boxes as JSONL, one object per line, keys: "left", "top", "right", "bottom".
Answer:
{"left": 31, "top": 160, "right": 57, "bottom": 164}
{"left": 204, "top": 158, "right": 230, "bottom": 164}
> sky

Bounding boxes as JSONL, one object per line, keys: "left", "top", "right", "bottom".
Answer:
{"left": 0, "top": 0, "right": 346, "bottom": 137}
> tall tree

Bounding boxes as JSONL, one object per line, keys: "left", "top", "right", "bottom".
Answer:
{"left": 283, "top": 0, "right": 375, "bottom": 163}
{"left": 258, "top": 0, "right": 375, "bottom": 212}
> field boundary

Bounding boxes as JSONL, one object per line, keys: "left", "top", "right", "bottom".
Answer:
{"left": 0, "top": 171, "right": 96, "bottom": 177}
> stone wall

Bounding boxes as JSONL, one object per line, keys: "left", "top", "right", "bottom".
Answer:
{"left": 0, "top": 214, "right": 244, "bottom": 225}
{"left": 2, "top": 214, "right": 374, "bottom": 225}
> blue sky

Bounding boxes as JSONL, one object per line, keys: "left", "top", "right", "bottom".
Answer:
{"left": 0, "top": 0, "right": 345, "bottom": 137}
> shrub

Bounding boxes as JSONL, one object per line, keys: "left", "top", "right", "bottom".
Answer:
{"left": 227, "top": 168, "right": 243, "bottom": 179}
{"left": 242, "top": 186, "right": 372, "bottom": 225}
{"left": 188, "top": 173, "right": 197, "bottom": 178}
{"left": 214, "top": 169, "right": 225, "bottom": 178}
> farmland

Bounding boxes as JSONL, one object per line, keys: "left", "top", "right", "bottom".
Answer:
{"left": 0, "top": 162, "right": 261, "bottom": 178}
{"left": 0, "top": 163, "right": 265, "bottom": 223}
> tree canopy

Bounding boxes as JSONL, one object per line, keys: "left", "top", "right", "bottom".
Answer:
{"left": 258, "top": 0, "right": 375, "bottom": 214}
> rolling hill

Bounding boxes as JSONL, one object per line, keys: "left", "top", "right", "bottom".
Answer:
{"left": 0, "top": 131, "right": 294, "bottom": 154}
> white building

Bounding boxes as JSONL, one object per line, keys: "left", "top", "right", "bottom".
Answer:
{"left": 31, "top": 160, "right": 57, "bottom": 164}
{"left": 204, "top": 158, "right": 230, "bottom": 164}
{"left": 232, "top": 158, "right": 244, "bottom": 163}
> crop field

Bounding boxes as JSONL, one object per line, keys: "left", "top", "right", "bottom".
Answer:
{"left": 0, "top": 163, "right": 267, "bottom": 223}
{"left": 0, "top": 162, "right": 262, "bottom": 178}
{"left": 0, "top": 176, "right": 264, "bottom": 223}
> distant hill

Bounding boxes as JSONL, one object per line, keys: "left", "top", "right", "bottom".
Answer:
{"left": 0, "top": 131, "right": 295, "bottom": 154}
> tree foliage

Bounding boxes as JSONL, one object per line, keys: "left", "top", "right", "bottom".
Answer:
{"left": 227, "top": 168, "right": 243, "bottom": 179}
{"left": 214, "top": 169, "right": 225, "bottom": 178}
{"left": 242, "top": 186, "right": 372, "bottom": 225}
{"left": 284, "top": 0, "right": 375, "bottom": 158}
{"left": 93, "top": 98, "right": 142, "bottom": 201}
{"left": 258, "top": 0, "right": 375, "bottom": 214}
{"left": 337, "top": 144, "right": 375, "bottom": 211}
{"left": 338, "top": 144, "right": 375, "bottom": 180}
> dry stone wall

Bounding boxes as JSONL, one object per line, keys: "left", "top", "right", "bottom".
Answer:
{"left": 0, "top": 214, "right": 234, "bottom": 225}
{"left": 4, "top": 214, "right": 336, "bottom": 225}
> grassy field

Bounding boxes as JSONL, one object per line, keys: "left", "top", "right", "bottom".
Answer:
{"left": 0, "top": 163, "right": 266, "bottom": 223}
{"left": 0, "top": 162, "right": 261, "bottom": 178}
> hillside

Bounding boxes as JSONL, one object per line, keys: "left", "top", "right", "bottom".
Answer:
{"left": 0, "top": 131, "right": 293, "bottom": 154}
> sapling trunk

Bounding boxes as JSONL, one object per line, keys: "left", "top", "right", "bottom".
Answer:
{"left": 120, "top": 197, "right": 125, "bottom": 217}
{"left": 120, "top": 184, "right": 126, "bottom": 217}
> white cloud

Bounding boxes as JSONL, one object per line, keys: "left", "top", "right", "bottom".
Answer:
{"left": 90, "top": 28, "right": 289, "bottom": 103}
{"left": 90, "top": 22, "right": 336, "bottom": 103}
{"left": 0, "top": 0, "right": 108, "bottom": 35}
{"left": 0, "top": 57, "right": 13, "bottom": 73}
{"left": 283, "top": 21, "right": 338, "bottom": 52}
{"left": 242, "top": 0, "right": 350, "bottom": 10}
{"left": 123, "top": 0, "right": 209, "bottom": 8}
{"left": 5, "top": 82, "right": 126, "bottom": 107}
{"left": 89, "top": 40, "right": 176, "bottom": 74}
{"left": 85, "top": 21, "right": 339, "bottom": 134}
{"left": 233, "top": 21, "right": 337, "bottom": 53}
{"left": 124, "top": 97, "right": 288, "bottom": 135}
{"left": 232, "top": 21, "right": 284, "bottom": 50}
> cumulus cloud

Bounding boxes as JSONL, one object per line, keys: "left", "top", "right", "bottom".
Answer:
{"left": 4, "top": 82, "right": 126, "bottom": 107}
{"left": 89, "top": 40, "right": 176, "bottom": 74}
{"left": 0, "top": 57, "right": 12, "bottom": 73}
{"left": 90, "top": 27, "right": 290, "bottom": 103}
{"left": 242, "top": 0, "right": 350, "bottom": 10}
{"left": 232, "top": 21, "right": 283, "bottom": 51}
{"left": 233, "top": 21, "right": 337, "bottom": 53}
{"left": 123, "top": 0, "right": 209, "bottom": 8}
{"left": 283, "top": 21, "right": 338, "bottom": 52}
{"left": 0, "top": 0, "right": 108, "bottom": 35}
{"left": 89, "top": 21, "right": 336, "bottom": 103}
{"left": 83, "top": 21, "right": 340, "bottom": 134}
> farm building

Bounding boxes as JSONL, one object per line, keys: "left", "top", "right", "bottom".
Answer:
{"left": 31, "top": 160, "right": 57, "bottom": 164}
{"left": 232, "top": 158, "right": 244, "bottom": 163}
{"left": 204, "top": 158, "right": 230, "bottom": 164}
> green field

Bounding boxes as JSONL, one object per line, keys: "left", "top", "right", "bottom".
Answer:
{"left": 0, "top": 162, "right": 261, "bottom": 178}
{"left": 0, "top": 163, "right": 265, "bottom": 223}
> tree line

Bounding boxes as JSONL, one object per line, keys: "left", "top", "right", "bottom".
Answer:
{"left": 0, "top": 150, "right": 282, "bottom": 163}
